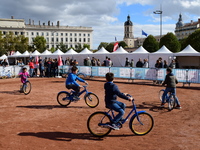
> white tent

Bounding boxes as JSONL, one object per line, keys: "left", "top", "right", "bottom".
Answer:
{"left": 0, "top": 54, "right": 8, "bottom": 59}
{"left": 64, "top": 48, "right": 78, "bottom": 54}
{"left": 112, "top": 46, "right": 128, "bottom": 53}
{"left": 22, "top": 51, "right": 30, "bottom": 56}
{"left": 95, "top": 47, "right": 110, "bottom": 54}
{"left": 31, "top": 50, "right": 41, "bottom": 56}
{"left": 41, "top": 50, "right": 52, "bottom": 55}
{"left": 12, "top": 51, "right": 22, "bottom": 56}
{"left": 174, "top": 45, "right": 199, "bottom": 56}
{"left": 79, "top": 48, "right": 93, "bottom": 54}
{"left": 52, "top": 49, "right": 64, "bottom": 55}
{"left": 154, "top": 45, "right": 172, "bottom": 53}
{"left": 132, "top": 46, "right": 149, "bottom": 53}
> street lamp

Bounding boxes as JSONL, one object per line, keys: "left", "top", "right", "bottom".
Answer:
{"left": 153, "top": 6, "right": 162, "bottom": 40}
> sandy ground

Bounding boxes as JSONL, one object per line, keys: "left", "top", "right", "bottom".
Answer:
{"left": 0, "top": 77, "right": 200, "bottom": 150}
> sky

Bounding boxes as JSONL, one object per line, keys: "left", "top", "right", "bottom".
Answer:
{"left": 0, "top": 0, "right": 200, "bottom": 49}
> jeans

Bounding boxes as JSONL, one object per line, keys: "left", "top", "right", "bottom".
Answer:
{"left": 29, "top": 68, "right": 34, "bottom": 77}
{"left": 106, "top": 101, "right": 126, "bottom": 124}
{"left": 162, "top": 87, "right": 180, "bottom": 106}
{"left": 66, "top": 84, "right": 80, "bottom": 96}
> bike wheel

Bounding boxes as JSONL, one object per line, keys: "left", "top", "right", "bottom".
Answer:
{"left": 87, "top": 112, "right": 112, "bottom": 137}
{"left": 168, "top": 95, "right": 176, "bottom": 111}
{"left": 84, "top": 93, "right": 99, "bottom": 108}
{"left": 129, "top": 112, "right": 154, "bottom": 135}
{"left": 23, "top": 81, "right": 31, "bottom": 95}
{"left": 57, "top": 92, "right": 71, "bottom": 106}
{"left": 159, "top": 89, "right": 164, "bottom": 102}
{"left": 77, "top": 73, "right": 86, "bottom": 79}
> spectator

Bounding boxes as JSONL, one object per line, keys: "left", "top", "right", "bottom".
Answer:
{"left": 97, "top": 59, "right": 101, "bottom": 66}
{"left": 18, "top": 59, "right": 24, "bottom": 66}
{"left": 163, "top": 60, "right": 168, "bottom": 68}
{"left": 155, "top": 59, "right": 162, "bottom": 68}
{"left": 108, "top": 58, "right": 113, "bottom": 67}
{"left": 1, "top": 59, "right": 8, "bottom": 67}
{"left": 130, "top": 59, "right": 134, "bottom": 67}
{"left": 86, "top": 57, "right": 91, "bottom": 66}
{"left": 65, "top": 57, "right": 70, "bottom": 66}
{"left": 28, "top": 59, "right": 35, "bottom": 77}
{"left": 125, "top": 57, "right": 130, "bottom": 67}
{"left": 91, "top": 57, "right": 97, "bottom": 66}
{"left": 39, "top": 58, "right": 45, "bottom": 77}
{"left": 136, "top": 58, "right": 143, "bottom": 68}
{"left": 103, "top": 56, "right": 109, "bottom": 66}
{"left": 169, "top": 60, "right": 176, "bottom": 69}
{"left": 158, "top": 57, "right": 163, "bottom": 68}
{"left": 143, "top": 59, "right": 149, "bottom": 68}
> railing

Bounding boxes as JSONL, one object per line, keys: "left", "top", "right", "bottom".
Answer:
{"left": 1, "top": 65, "right": 200, "bottom": 85}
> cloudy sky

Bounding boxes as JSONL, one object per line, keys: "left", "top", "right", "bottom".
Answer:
{"left": 0, "top": 0, "right": 200, "bottom": 49}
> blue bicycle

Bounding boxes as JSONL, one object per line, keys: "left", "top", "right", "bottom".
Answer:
{"left": 159, "top": 89, "right": 176, "bottom": 111}
{"left": 87, "top": 94, "right": 154, "bottom": 137}
{"left": 20, "top": 80, "right": 32, "bottom": 95}
{"left": 57, "top": 83, "right": 99, "bottom": 108}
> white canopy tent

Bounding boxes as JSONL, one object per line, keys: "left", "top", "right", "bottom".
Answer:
{"left": 22, "top": 51, "right": 30, "bottom": 56}
{"left": 31, "top": 50, "right": 41, "bottom": 56}
{"left": 95, "top": 47, "right": 110, "bottom": 54}
{"left": 64, "top": 48, "right": 78, "bottom": 54}
{"left": 41, "top": 50, "right": 52, "bottom": 55}
{"left": 0, "top": 54, "right": 8, "bottom": 59}
{"left": 149, "top": 45, "right": 173, "bottom": 68}
{"left": 12, "top": 51, "right": 22, "bottom": 56}
{"left": 173, "top": 45, "right": 200, "bottom": 68}
{"left": 79, "top": 48, "right": 93, "bottom": 54}
{"left": 132, "top": 46, "right": 149, "bottom": 53}
{"left": 52, "top": 49, "right": 64, "bottom": 55}
{"left": 112, "top": 46, "right": 128, "bottom": 53}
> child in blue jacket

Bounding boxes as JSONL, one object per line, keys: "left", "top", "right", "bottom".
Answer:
{"left": 66, "top": 66, "right": 87, "bottom": 100}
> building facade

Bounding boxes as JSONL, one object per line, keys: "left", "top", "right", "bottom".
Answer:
{"left": 0, "top": 17, "right": 93, "bottom": 50}
{"left": 175, "top": 14, "right": 200, "bottom": 40}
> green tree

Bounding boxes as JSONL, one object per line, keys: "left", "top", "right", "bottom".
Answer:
{"left": 0, "top": 31, "right": 6, "bottom": 56}
{"left": 14, "top": 35, "right": 29, "bottom": 53}
{"left": 33, "top": 36, "right": 46, "bottom": 53}
{"left": 3, "top": 31, "right": 16, "bottom": 54}
{"left": 181, "top": 29, "right": 200, "bottom": 52}
{"left": 159, "top": 32, "right": 181, "bottom": 52}
{"left": 98, "top": 42, "right": 109, "bottom": 50}
{"left": 106, "top": 43, "right": 114, "bottom": 52}
{"left": 143, "top": 35, "right": 159, "bottom": 52}
{"left": 58, "top": 42, "right": 67, "bottom": 53}
{"left": 74, "top": 43, "right": 83, "bottom": 53}
{"left": 118, "top": 41, "right": 127, "bottom": 48}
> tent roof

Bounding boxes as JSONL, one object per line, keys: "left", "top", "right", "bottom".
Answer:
{"left": 52, "top": 49, "right": 64, "bottom": 55}
{"left": 132, "top": 46, "right": 149, "bottom": 53}
{"left": 65, "top": 48, "right": 78, "bottom": 54}
{"left": 79, "top": 48, "right": 93, "bottom": 54}
{"left": 153, "top": 45, "right": 172, "bottom": 53}
{"left": 0, "top": 54, "right": 7, "bottom": 59}
{"left": 12, "top": 51, "right": 22, "bottom": 56}
{"left": 22, "top": 51, "right": 30, "bottom": 56}
{"left": 31, "top": 50, "right": 41, "bottom": 55}
{"left": 95, "top": 47, "right": 110, "bottom": 54}
{"left": 178, "top": 45, "right": 199, "bottom": 53}
{"left": 41, "top": 50, "right": 52, "bottom": 55}
{"left": 112, "top": 46, "right": 128, "bottom": 53}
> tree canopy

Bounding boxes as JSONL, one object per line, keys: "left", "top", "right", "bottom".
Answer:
{"left": 142, "top": 35, "right": 159, "bottom": 52}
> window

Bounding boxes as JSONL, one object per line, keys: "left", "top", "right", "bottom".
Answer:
{"left": 70, "top": 38, "right": 72, "bottom": 42}
{"left": 70, "top": 33, "right": 72, "bottom": 36}
{"left": 75, "top": 38, "right": 77, "bottom": 42}
{"left": 46, "top": 38, "right": 49, "bottom": 42}
{"left": 56, "top": 33, "right": 58, "bottom": 36}
{"left": 56, "top": 38, "right": 59, "bottom": 42}
{"left": 32, "top": 32, "right": 34, "bottom": 36}
{"left": 36, "top": 32, "right": 39, "bottom": 36}
{"left": 46, "top": 32, "right": 49, "bottom": 36}
{"left": 52, "top": 38, "right": 54, "bottom": 42}
{"left": 3, "top": 31, "right": 6, "bottom": 35}
{"left": 83, "top": 38, "right": 86, "bottom": 42}
{"left": 61, "top": 38, "right": 63, "bottom": 42}
{"left": 79, "top": 33, "right": 81, "bottom": 36}
{"left": 83, "top": 34, "right": 86, "bottom": 36}
{"left": 61, "top": 33, "right": 63, "bottom": 36}
{"left": 15, "top": 32, "right": 18, "bottom": 35}
{"left": 66, "top": 38, "right": 68, "bottom": 42}
{"left": 66, "top": 33, "right": 68, "bottom": 36}
{"left": 79, "top": 38, "right": 81, "bottom": 42}
{"left": 88, "top": 38, "right": 90, "bottom": 42}
{"left": 88, "top": 34, "right": 90, "bottom": 37}
{"left": 75, "top": 33, "right": 77, "bottom": 36}
{"left": 66, "top": 45, "right": 68, "bottom": 49}
{"left": 41, "top": 32, "right": 44, "bottom": 36}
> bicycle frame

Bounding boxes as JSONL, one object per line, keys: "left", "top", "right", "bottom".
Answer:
{"left": 105, "top": 100, "right": 146, "bottom": 125}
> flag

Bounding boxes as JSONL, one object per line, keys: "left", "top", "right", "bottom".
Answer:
{"left": 113, "top": 37, "right": 119, "bottom": 52}
{"left": 58, "top": 55, "right": 63, "bottom": 66}
{"left": 35, "top": 56, "right": 39, "bottom": 65}
{"left": 10, "top": 51, "right": 14, "bottom": 55}
{"left": 142, "top": 30, "right": 148, "bottom": 37}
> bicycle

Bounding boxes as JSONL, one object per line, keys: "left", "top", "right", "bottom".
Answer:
{"left": 57, "top": 83, "right": 99, "bottom": 108}
{"left": 87, "top": 94, "right": 154, "bottom": 137}
{"left": 20, "top": 80, "right": 32, "bottom": 95}
{"left": 159, "top": 89, "right": 176, "bottom": 111}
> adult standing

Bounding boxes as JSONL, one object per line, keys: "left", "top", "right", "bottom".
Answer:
{"left": 136, "top": 58, "right": 143, "bottom": 68}
{"left": 28, "top": 59, "right": 35, "bottom": 77}
{"left": 125, "top": 57, "right": 130, "bottom": 67}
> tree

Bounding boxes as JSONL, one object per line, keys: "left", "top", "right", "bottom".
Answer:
{"left": 0, "top": 31, "right": 6, "bottom": 56}
{"left": 118, "top": 41, "right": 127, "bottom": 48}
{"left": 14, "top": 35, "right": 29, "bottom": 53}
{"left": 143, "top": 35, "right": 159, "bottom": 52}
{"left": 181, "top": 29, "right": 200, "bottom": 52}
{"left": 106, "top": 43, "right": 114, "bottom": 52}
{"left": 97, "top": 42, "right": 109, "bottom": 50}
{"left": 33, "top": 36, "right": 46, "bottom": 53}
{"left": 58, "top": 42, "right": 67, "bottom": 53}
{"left": 159, "top": 32, "right": 181, "bottom": 52}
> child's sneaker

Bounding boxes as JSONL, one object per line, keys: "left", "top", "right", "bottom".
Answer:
{"left": 175, "top": 105, "right": 182, "bottom": 109}
{"left": 107, "top": 123, "right": 119, "bottom": 130}
{"left": 160, "top": 103, "right": 165, "bottom": 107}
{"left": 73, "top": 96, "right": 80, "bottom": 101}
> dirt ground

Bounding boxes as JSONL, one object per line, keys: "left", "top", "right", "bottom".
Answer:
{"left": 0, "top": 77, "right": 200, "bottom": 150}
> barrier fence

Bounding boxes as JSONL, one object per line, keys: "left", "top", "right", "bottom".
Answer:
{"left": 1, "top": 65, "right": 200, "bottom": 84}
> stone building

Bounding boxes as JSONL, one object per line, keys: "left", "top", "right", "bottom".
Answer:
{"left": 0, "top": 16, "right": 93, "bottom": 49}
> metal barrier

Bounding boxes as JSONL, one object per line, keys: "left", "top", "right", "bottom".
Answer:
{"left": 1, "top": 66, "right": 200, "bottom": 85}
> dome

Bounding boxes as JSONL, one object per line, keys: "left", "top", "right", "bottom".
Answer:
{"left": 124, "top": 15, "right": 133, "bottom": 26}
{"left": 176, "top": 14, "right": 184, "bottom": 28}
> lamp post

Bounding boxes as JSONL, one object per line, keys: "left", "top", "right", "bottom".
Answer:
{"left": 153, "top": 6, "right": 162, "bottom": 40}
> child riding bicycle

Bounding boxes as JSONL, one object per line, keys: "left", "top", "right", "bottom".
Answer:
{"left": 104, "top": 72, "right": 133, "bottom": 130}
{"left": 161, "top": 68, "right": 181, "bottom": 109}
{"left": 18, "top": 67, "right": 30, "bottom": 92}
{"left": 65, "top": 66, "right": 87, "bottom": 100}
